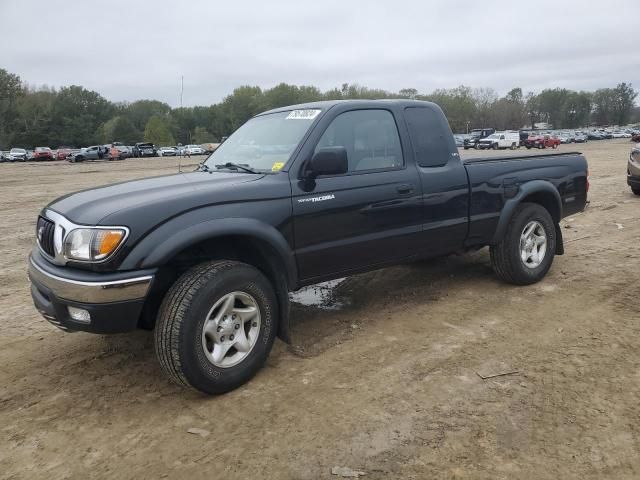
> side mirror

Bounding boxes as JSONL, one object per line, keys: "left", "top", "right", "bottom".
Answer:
{"left": 308, "top": 146, "right": 348, "bottom": 178}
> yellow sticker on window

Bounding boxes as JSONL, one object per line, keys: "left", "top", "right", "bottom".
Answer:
{"left": 272, "top": 162, "right": 285, "bottom": 172}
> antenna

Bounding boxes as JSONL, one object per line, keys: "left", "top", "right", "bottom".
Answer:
{"left": 180, "top": 75, "right": 184, "bottom": 109}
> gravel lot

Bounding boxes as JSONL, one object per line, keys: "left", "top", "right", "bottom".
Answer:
{"left": 1, "top": 141, "right": 639, "bottom": 479}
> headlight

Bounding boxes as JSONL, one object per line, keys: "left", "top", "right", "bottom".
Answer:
{"left": 63, "top": 228, "right": 127, "bottom": 262}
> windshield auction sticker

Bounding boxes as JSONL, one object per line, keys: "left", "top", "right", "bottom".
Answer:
{"left": 286, "top": 109, "right": 321, "bottom": 120}
{"left": 271, "top": 162, "right": 285, "bottom": 172}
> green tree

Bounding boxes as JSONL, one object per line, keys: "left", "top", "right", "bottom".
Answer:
{"left": 525, "top": 92, "right": 540, "bottom": 129}
{"left": 217, "top": 86, "right": 266, "bottom": 134}
{"left": 144, "top": 115, "right": 174, "bottom": 146}
{"left": 611, "top": 82, "right": 637, "bottom": 125}
{"left": 50, "top": 85, "right": 114, "bottom": 146}
{"left": 537, "top": 88, "right": 570, "bottom": 128}
{"left": 192, "top": 126, "right": 216, "bottom": 144}
{"left": 399, "top": 88, "right": 418, "bottom": 99}
{"left": 98, "top": 116, "right": 140, "bottom": 144}
{"left": 0, "top": 68, "right": 25, "bottom": 149}
{"left": 562, "top": 91, "right": 592, "bottom": 128}
{"left": 13, "top": 87, "right": 56, "bottom": 147}
{"left": 420, "top": 86, "right": 477, "bottom": 132}
{"left": 592, "top": 88, "right": 616, "bottom": 125}
{"left": 125, "top": 100, "right": 171, "bottom": 132}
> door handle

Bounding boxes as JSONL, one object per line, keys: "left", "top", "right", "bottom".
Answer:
{"left": 396, "top": 184, "right": 414, "bottom": 195}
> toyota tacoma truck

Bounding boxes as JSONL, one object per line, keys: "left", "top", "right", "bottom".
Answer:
{"left": 28, "top": 100, "right": 589, "bottom": 394}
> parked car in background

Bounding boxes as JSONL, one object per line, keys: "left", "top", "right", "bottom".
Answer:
{"left": 453, "top": 134, "right": 465, "bottom": 147}
{"left": 8, "top": 148, "right": 28, "bottom": 161}
{"left": 116, "top": 145, "right": 132, "bottom": 158}
{"left": 611, "top": 131, "right": 632, "bottom": 138}
{"left": 69, "top": 145, "right": 111, "bottom": 162}
{"left": 0, "top": 151, "right": 8, "bottom": 162}
{"left": 628, "top": 144, "right": 640, "bottom": 195}
{"left": 587, "top": 131, "right": 604, "bottom": 140}
{"left": 477, "top": 131, "right": 520, "bottom": 150}
{"left": 201, "top": 143, "right": 220, "bottom": 154}
{"left": 32, "top": 147, "right": 54, "bottom": 161}
{"left": 55, "top": 147, "right": 73, "bottom": 160}
{"left": 524, "top": 134, "right": 560, "bottom": 149}
{"left": 556, "top": 132, "right": 573, "bottom": 144}
{"left": 632, "top": 133, "right": 640, "bottom": 143}
{"left": 185, "top": 144, "right": 204, "bottom": 155}
{"left": 463, "top": 128, "right": 495, "bottom": 150}
{"left": 158, "top": 146, "right": 177, "bottom": 157}
{"left": 574, "top": 132, "right": 588, "bottom": 143}
{"left": 132, "top": 142, "right": 156, "bottom": 158}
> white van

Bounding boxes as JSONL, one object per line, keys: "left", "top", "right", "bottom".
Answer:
{"left": 477, "top": 131, "right": 520, "bottom": 150}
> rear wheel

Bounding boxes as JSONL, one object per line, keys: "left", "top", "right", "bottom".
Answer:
{"left": 490, "top": 203, "right": 556, "bottom": 285}
{"left": 510, "top": 143, "right": 517, "bottom": 150}
{"left": 552, "top": 143, "right": 558, "bottom": 149}
{"left": 155, "top": 260, "right": 278, "bottom": 394}
{"left": 492, "top": 143, "right": 498, "bottom": 150}
{"left": 632, "top": 188, "right": 640, "bottom": 196}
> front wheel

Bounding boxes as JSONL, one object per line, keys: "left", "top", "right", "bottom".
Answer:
{"left": 155, "top": 260, "right": 278, "bottom": 394}
{"left": 490, "top": 203, "right": 556, "bottom": 285}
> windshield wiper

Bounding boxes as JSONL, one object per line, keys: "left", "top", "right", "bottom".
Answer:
{"left": 215, "top": 162, "right": 259, "bottom": 174}
{"left": 196, "top": 163, "right": 213, "bottom": 173}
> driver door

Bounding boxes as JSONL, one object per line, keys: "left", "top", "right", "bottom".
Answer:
{"left": 291, "top": 108, "right": 423, "bottom": 282}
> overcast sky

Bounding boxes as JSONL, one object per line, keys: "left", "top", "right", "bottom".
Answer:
{"left": 2, "top": 0, "right": 638, "bottom": 107}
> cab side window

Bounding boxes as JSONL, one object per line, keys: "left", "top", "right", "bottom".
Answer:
{"left": 315, "top": 109, "right": 403, "bottom": 172}
{"left": 404, "top": 107, "right": 452, "bottom": 168}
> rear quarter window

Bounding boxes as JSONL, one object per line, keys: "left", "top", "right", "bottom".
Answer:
{"left": 404, "top": 107, "right": 453, "bottom": 168}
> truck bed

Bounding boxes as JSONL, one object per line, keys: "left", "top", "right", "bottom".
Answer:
{"left": 462, "top": 150, "right": 589, "bottom": 247}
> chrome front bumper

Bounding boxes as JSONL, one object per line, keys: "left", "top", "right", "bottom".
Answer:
{"left": 28, "top": 251, "right": 156, "bottom": 333}
{"left": 28, "top": 257, "right": 153, "bottom": 304}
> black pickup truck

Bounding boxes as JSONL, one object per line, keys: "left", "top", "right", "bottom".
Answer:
{"left": 28, "top": 100, "right": 588, "bottom": 394}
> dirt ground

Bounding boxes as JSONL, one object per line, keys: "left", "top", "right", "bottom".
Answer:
{"left": 1, "top": 141, "right": 639, "bottom": 479}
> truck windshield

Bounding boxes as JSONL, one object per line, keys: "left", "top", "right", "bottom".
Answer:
{"left": 204, "top": 109, "right": 321, "bottom": 173}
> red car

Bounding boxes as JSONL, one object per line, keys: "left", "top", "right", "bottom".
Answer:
{"left": 524, "top": 134, "right": 560, "bottom": 150}
{"left": 33, "top": 147, "right": 54, "bottom": 161}
{"left": 55, "top": 147, "right": 73, "bottom": 161}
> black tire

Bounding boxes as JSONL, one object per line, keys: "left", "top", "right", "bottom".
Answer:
{"left": 155, "top": 260, "right": 278, "bottom": 394}
{"left": 463, "top": 146, "right": 469, "bottom": 150}
{"left": 492, "top": 143, "right": 498, "bottom": 150}
{"left": 632, "top": 188, "right": 640, "bottom": 196}
{"left": 510, "top": 143, "right": 517, "bottom": 150}
{"left": 538, "top": 143, "right": 545, "bottom": 149}
{"left": 526, "top": 146, "right": 531, "bottom": 149}
{"left": 490, "top": 203, "right": 556, "bottom": 285}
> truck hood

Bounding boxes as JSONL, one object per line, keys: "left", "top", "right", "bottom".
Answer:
{"left": 47, "top": 171, "right": 264, "bottom": 228}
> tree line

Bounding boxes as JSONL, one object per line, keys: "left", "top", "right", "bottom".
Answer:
{"left": 0, "top": 67, "right": 638, "bottom": 150}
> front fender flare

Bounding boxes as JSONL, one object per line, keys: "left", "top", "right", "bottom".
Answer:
{"left": 121, "top": 217, "right": 297, "bottom": 288}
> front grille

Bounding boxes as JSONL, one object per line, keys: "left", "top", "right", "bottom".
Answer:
{"left": 37, "top": 216, "right": 56, "bottom": 257}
